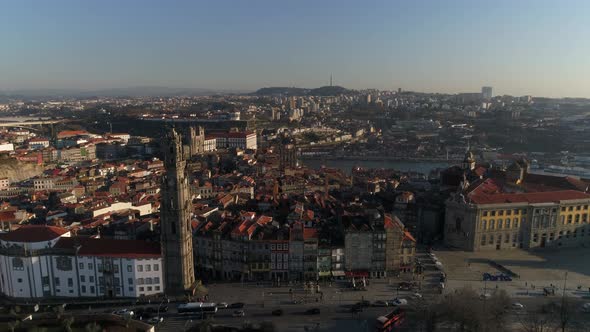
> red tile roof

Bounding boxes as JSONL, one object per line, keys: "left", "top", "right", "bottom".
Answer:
{"left": 469, "top": 190, "right": 590, "bottom": 205}
{"left": 55, "top": 237, "right": 160, "bottom": 258}
{"left": 303, "top": 228, "right": 317, "bottom": 239}
{"left": 0, "top": 225, "right": 69, "bottom": 243}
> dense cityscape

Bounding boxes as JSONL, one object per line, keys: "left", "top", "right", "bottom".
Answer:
{"left": 0, "top": 85, "right": 590, "bottom": 331}
{"left": 3, "top": 1, "right": 590, "bottom": 331}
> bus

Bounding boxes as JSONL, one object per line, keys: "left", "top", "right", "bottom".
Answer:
{"left": 376, "top": 307, "right": 405, "bottom": 332}
{"left": 177, "top": 302, "right": 218, "bottom": 316}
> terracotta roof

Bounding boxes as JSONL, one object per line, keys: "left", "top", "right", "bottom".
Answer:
{"left": 0, "top": 225, "right": 69, "bottom": 243}
{"left": 303, "top": 228, "right": 317, "bottom": 239}
{"left": 469, "top": 190, "right": 590, "bottom": 205}
{"left": 55, "top": 237, "right": 160, "bottom": 258}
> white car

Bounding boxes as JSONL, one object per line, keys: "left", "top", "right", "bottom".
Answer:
{"left": 412, "top": 293, "right": 423, "bottom": 299}
{"left": 512, "top": 302, "right": 525, "bottom": 310}
{"left": 113, "top": 309, "right": 134, "bottom": 317}
{"left": 390, "top": 298, "right": 408, "bottom": 306}
{"left": 480, "top": 293, "right": 492, "bottom": 300}
{"left": 217, "top": 302, "right": 229, "bottom": 309}
{"left": 147, "top": 317, "right": 163, "bottom": 324}
{"left": 581, "top": 303, "right": 590, "bottom": 312}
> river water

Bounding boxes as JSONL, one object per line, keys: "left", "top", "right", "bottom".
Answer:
{"left": 303, "top": 158, "right": 452, "bottom": 175}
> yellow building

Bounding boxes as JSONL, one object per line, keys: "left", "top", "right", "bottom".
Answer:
{"left": 445, "top": 190, "right": 590, "bottom": 251}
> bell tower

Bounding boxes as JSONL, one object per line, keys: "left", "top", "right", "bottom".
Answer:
{"left": 161, "top": 127, "right": 195, "bottom": 296}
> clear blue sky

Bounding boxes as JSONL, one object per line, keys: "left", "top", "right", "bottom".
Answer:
{"left": 1, "top": 0, "right": 589, "bottom": 97}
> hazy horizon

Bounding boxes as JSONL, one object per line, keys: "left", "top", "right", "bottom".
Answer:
{"left": 2, "top": 0, "right": 589, "bottom": 98}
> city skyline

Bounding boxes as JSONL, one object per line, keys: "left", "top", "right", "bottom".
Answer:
{"left": 1, "top": 0, "right": 590, "bottom": 98}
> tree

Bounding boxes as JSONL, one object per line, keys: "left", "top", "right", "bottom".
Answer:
{"left": 85, "top": 322, "right": 102, "bottom": 332}
{"left": 519, "top": 309, "right": 557, "bottom": 332}
{"left": 7, "top": 320, "right": 19, "bottom": 332}
{"left": 61, "top": 316, "right": 75, "bottom": 332}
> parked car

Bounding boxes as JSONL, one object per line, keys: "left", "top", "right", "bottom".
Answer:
{"left": 271, "top": 309, "right": 284, "bottom": 316}
{"left": 217, "top": 302, "right": 228, "bottom": 309}
{"left": 233, "top": 310, "right": 245, "bottom": 317}
{"left": 113, "top": 309, "right": 134, "bottom": 317}
{"left": 305, "top": 308, "right": 321, "bottom": 315}
{"left": 581, "top": 303, "right": 590, "bottom": 312}
{"left": 480, "top": 293, "right": 492, "bottom": 300}
{"left": 389, "top": 298, "right": 408, "bottom": 306}
{"left": 412, "top": 293, "right": 423, "bottom": 299}
{"left": 372, "top": 300, "right": 388, "bottom": 307}
{"left": 356, "top": 300, "right": 371, "bottom": 307}
{"left": 511, "top": 302, "right": 525, "bottom": 310}
{"left": 147, "top": 317, "right": 163, "bottom": 324}
{"left": 230, "top": 302, "right": 245, "bottom": 309}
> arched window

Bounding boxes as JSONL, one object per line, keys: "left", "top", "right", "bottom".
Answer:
{"left": 482, "top": 220, "right": 487, "bottom": 230}
{"left": 489, "top": 219, "right": 495, "bottom": 230}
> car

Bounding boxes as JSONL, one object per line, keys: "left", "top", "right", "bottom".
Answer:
{"left": 217, "top": 302, "right": 229, "bottom": 309}
{"left": 398, "top": 282, "right": 413, "bottom": 290}
{"left": 389, "top": 298, "right": 408, "bottom": 306}
{"left": 349, "top": 306, "right": 363, "bottom": 313}
{"left": 147, "top": 317, "right": 163, "bottom": 324}
{"left": 412, "top": 293, "right": 423, "bottom": 299}
{"left": 305, "top": 308, "right": 321, "bottom": 315}
{"left": 229, "top": 302, "right": 245, "bottom": 309}
{"left": 581, "top": 303, "right": 590, "bottom": 312}
{"left": 372, "top": 300, "right": 388, "bottom": 307}
{"left": 233, "top": 310, "right": 245, "bottom": 317}
{"left": 356, "top": 300, "right": 371, "bottom": 307}
{"left": 113, "top": 309, "right": 133, "bottom": 316}
{"left": 271, "top": 309, "right": 284, "bottom": 316}
{"left": 511, "top": 302, "right": 525, "bottom": 310}
{"left": 480, "top": 293, "right": 492, "bottom": 300}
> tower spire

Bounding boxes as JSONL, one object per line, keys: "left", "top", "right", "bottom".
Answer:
{"left": 330, "top": 73, "right": 333, "bottom": 87}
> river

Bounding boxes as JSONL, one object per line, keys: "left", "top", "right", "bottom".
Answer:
{"left": 303, "top": 158, "right": 452, "bottom": 175}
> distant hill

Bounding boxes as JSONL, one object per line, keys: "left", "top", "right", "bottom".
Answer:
{"left": 254, "top": 85, "right": 352, "bottom": 96}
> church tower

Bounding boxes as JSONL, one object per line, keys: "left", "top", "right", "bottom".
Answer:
{"left": 189, "top": 126, "right": 205, "bottom": 156}
{"left": 161, "top": 127, "right": 195, "bottom": 296}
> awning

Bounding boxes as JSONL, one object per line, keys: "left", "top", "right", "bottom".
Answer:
{"left": 318, "top": 271, "right": 331, "bottom": 277}
{"left": 332, "top": 271, "right": 345, "bottom": 277}
{"left": 345, "top": 271, "right": 369, "bottom": 278}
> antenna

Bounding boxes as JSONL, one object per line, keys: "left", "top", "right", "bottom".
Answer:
{"left": 330, "top": 74, "right": 333, "bottom": 87}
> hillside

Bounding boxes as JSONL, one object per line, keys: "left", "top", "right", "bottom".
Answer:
{"left": 0, "top": 158, "right": 45, "bottom": 182}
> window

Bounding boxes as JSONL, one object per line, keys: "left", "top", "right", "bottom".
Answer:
{"left": 55, "top": 277, "right": 60, "bottom": 286}
{"left": 483, "top": 211, "right": 488, "bottom": 217}
{"left": 499, "top": 210, "right": 504, "bottom": 216}
{"left": 155, "top": 286, "right": 160, "bottom": 291}
{"left": 506, "top": 210, "right": 512, "bottom": 216}
{"left": 113, "top": 265, "right": 119, "bottom": 273}
{"left": 146, "top": 278, "right": 152, "bottom": 284}
{"left": 90, "top": 286, "right": 95, "bottom": 293}
{"left": 497, "top": 234, "right": 502, "bottom": 244}
{"left": 79, "top": 263, "right": 84, "bottom": 270}
{"left": 481, "top": 235, "right": 486, "bottom": 245}
{"left": 137, "top": 278, "right": 144, "bottom": 285}
{"left": 505, "top": 234, "right": 510, "bottom": 243}
{"left": 42, "top": 276, "right": 50, "bottom": 286}
{"left": 89, "top": 276, "right": 94, "bottom": 283}
{"left": 98, "top": 277, "right": 104, "bottom": 285}
{"left": 569, "top": 206, "right": 574, "bottom": 211}
{"left": 489, "top": 235, "right": 494, "bottom": 244}
{"left": 88, "top": 263, "right": 93, "bottom": 270}
{"left": 577, "top": 206, "right": 582, "bottom": 211}
{"left": 561, "top": 215, "right": 566, "bottom": 224}
{"left": 17, "top": 278, "right": 23, "bottom": 283}
{"left": 154, "top": 277, "right": 160, "bottom": 284}
{"left": 127, "top": 265, "right": 132, "bottom": 272}
{"left": 561, "top": 206, "right": 566, "bottom": 212}
{"left": 482, "top": 220, "right": 487, "bottom": 230}
{"left": 137, "top": 265, "right": 143, "bottom": 272}
{"left": 128, "top": 278, "right": 133, "bottom": 285}
{"left": 490, "top": 219, "right": 495, "bottom": 230}
{"left": 145, "top": 265, "right": 151, "bottom": 272}
{"left": 114, "top": 277, "right": 120, "bottom": 285}
{"left": 116, "top": 287, "right": 121, "bottom": 295}
{"left": 512, "top": 233, "right": 517, "bottom": 243}
{"left": 81, "top": 285, "right": 86, "bottom": 293}
{"left": 514, "top": 219, "right": 519, "bottom": 228}
{"left": 506, "top": 219, "right": 511, "bottom": 228}
{"left": 67, "top": 278, "right": 73, "bottom": 287}
{"left": 153, "top": 264, "right": 159, "bottom": 271}
{"left": 139, "top": 287, "right": 144, "bottom": 292}
{"left": 522, "top": 209, "right": 527, "bottom": 215}
{"left": 491, "top": 211, "right": 496, "bottom": 216}
{"left": 147, "top": 286, "right": 153, "bottom": 291}
{"left": 568, "top": 215, "right": 573, "bottom": 224}
{"left": 497, "top": 219, "right": 503, "bottom": 229}
{"left": 12, "top": 257, "right": 24, "bottom": 271}
{"left": 575, "top": 214, "right": 580, "bottom": 223}
{"left": 129, "top": 287, "right": 133, "bottom": 292}
{"left": 80, "top": 275, "right": 86, "bottom": 282}
{"left": 98, "top": 263, "right": 103, "bottom": 272}
{"left": 533, "top": 233, "right": 538, "bottom": 242}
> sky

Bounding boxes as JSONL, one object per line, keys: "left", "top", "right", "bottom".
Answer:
{"left": 1, "top": 0, "right": 589, "bottom": 97}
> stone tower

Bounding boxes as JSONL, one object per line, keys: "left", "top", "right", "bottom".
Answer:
{"left": 161, "top": 127, "right": 195, "bottom": 296}
{"left": 189, "top": 126, "right": 205, "bottom": 156}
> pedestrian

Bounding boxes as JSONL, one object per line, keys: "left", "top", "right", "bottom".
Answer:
{"left": 525, "top": 282, "right": 527, "bottom": 287}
